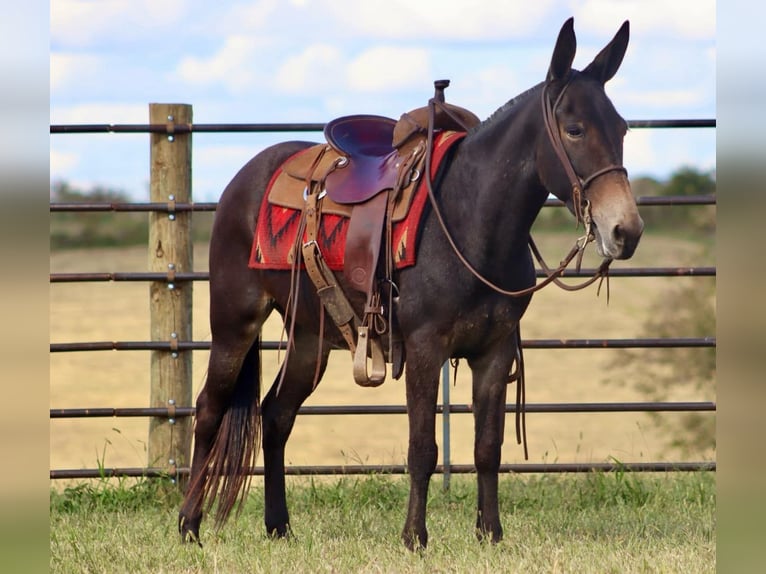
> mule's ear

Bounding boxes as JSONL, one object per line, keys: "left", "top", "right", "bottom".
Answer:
{"left": 547, "top": 17, "right": 576, "bottom": 82}
{"left": 583, "top": 20, "right": 630, "bottom": 84}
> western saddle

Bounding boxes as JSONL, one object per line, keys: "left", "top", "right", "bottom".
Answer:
{"left": 273, "top": 80, "right": 480, "bottom": 387}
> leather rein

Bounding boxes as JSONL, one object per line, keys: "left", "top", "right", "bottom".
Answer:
{"left": 419, "top": 78, "right": 628, "bottom": 461}
{"left": 424, "top": 78, "right": 627, "bottom": 300}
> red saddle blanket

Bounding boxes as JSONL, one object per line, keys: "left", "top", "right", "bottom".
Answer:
{"left": 249, "top": 130, "right": 465, "bottom": 271}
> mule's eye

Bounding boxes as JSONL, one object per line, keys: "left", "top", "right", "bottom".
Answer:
{"left": 565, "top": 124, "right": 584, "bottom": 138}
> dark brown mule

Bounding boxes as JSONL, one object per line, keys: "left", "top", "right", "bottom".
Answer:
{"left": 179, "top": 18, "right": 643, "bottom": 550}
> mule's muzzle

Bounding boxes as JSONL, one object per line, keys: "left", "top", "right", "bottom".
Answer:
{"left": 594, "top": 214, "right": 644, "bottom": 260}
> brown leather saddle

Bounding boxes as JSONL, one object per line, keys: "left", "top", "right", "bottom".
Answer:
{"left": 323, "top": 115, "right": 400, "bottom": 204}
{"left": 269, "top": 81, "right": 480, "bottom": 387}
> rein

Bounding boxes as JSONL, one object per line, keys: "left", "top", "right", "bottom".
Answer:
{"left": 423, "top": 79, "right": 625, "bottom": 461}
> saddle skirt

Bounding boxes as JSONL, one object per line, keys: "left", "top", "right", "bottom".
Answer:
{"left": 249, "top": 130, "right": 466, "bottom": 272}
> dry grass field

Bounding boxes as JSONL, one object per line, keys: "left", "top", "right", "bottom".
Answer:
{"left": 50, "top": 230, "right": 715, "bottom": 479}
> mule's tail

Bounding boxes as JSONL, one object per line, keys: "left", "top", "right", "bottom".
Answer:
{"left": 199, "top": 338, "right": 262, "bottom": 529}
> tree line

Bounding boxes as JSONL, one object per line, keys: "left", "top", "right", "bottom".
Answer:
{"left": 534, "top": 166, "right": 716, "bottom": 235}
{"left": 50, "top": 181, "right": 215, "bottom": 250}
{"left": 51, "top": 165, "right": 715, "bottom": 249}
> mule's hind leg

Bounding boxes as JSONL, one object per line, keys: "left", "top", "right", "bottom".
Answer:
{"left": 178, "top": 296, "right": 271, "bottom": 544}
{"left": 262, "top": 325, "right": 331, "bottom": 538}
{"left": 178, "top": 339, "right": 255, "bottom": 543}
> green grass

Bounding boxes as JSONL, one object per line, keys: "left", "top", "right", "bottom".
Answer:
{"left": 50, "top": 471, "right": 715, "bottom": 573}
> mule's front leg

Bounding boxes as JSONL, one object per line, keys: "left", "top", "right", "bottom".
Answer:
{"left": 471, "top": 348, "right": 513, "bottom": 544}
{"left": 401, "top": 356, "right": 441, "bottom": 551}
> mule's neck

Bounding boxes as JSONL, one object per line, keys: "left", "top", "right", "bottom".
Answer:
{"left": 439, "top": 86, "right": 550, "bottom": 266}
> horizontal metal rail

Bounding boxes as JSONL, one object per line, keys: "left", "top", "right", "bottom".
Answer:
{"left": 49, "top": 337, "right": 716, "bottom": 353}
{"left": 48, "top": 195, "right": 716, "bottom": 213}
{"left": 50, "top": 201, "right": 219, "bottom": 213}
{"left": 49, "top": 461, "right": 716, "bottom": 480}
{"left": 50, "top": 122, "right": 328, "bottom": 135}
{"left": 49, "top": 266, "right": 716, "bottom": 284}
{"left": 49, "top": 119, "right": 716, "bottom": 135}
{"left": 49, "top": 401, "right": 716, "bottom": 419}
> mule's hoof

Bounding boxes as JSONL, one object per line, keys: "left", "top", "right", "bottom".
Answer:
{"left": 475, "top": 524, "right": 503, "bottom": 544}
{"left": 266, "top": 523, "right": 292, "bottom": 540}
{"left": 178, "top": 514, "right": 203, "bottom": 548}
{"left": 401, "top": 529, "right": 427, "bottom": 552}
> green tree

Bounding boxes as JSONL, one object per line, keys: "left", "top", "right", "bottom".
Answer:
{"left": 664, "top": 167, "right": 716, "bottom": 196}
{"left": 50, "top": 180, "right": 214, "bottom": 249}
{"left": 50, "top": 180, "right": 148, "bottom": 249}
{"left": 637, "top": 166, "right": 716, "bottom": 235}
{"left": 533, "top": 166, "right": 715, "bottom": 233}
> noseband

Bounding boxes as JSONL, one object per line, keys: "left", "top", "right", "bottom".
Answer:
{"left": 541, "top": 79, "right": 627, "bottom": 229}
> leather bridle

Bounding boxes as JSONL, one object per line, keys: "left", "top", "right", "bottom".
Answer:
{"left": 540, "top": 79, "right": 628, "bottom": 230}
{"left": 424, "top": 79, "right": 622, "bottom": 300}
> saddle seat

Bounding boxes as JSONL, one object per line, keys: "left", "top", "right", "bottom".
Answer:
{"left": 323, "top": 115, "right": 400, "bottom": 204}
{"left": 325, "top": 114, "right": 397, "bottom": 158}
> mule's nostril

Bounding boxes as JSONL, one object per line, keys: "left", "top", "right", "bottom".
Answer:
{"left": 612, "top": 224, "right": 624, "bottom": 244}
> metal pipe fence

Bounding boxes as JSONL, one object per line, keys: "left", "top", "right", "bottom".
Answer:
{"left": 50, "top": 115, "right": 717, "bottom": 482}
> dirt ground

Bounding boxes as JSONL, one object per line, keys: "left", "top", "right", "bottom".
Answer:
{"left": 50, "top": 232, "right": 714, "bottom": 476}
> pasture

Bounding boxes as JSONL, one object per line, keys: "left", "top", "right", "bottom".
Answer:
{"left": 50, "top": 471, "right": 715, "bottom": 573}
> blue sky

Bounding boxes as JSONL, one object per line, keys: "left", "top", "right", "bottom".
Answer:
{"left": 50, "top": 0, "right": 715, "bottom": 202}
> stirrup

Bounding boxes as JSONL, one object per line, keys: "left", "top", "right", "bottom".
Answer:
{"left": 353, "top": 325, "right": 386, "bottom": 387}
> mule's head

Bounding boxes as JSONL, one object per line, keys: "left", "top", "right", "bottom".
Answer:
{"left": 539, "top": 18, "right": 644, "bottom": 260}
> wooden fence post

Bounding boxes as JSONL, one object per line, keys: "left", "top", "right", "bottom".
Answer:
{"left": 148, "top": 103, "right": 193, "bottom": 487}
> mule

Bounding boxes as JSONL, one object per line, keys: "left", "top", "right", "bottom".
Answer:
{"left": 178, "top": 17, "right": 643, "bottom": 550}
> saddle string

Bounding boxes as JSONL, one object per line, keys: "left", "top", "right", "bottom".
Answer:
{"left": 276, "top": 211, "right": 309, "bottom": 395}
{"left": 312, "top": 305, "right": 325, "bottom": 390}
{"left": 279, "top": 145, "right": 336, "bottom": 395}
{"left": 513, "top": 327, "right": 528, "bottom": 460}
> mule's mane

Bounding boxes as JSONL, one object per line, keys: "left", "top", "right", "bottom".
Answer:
{"left": 469, "top": 81, "right": 545, "bottom": 135}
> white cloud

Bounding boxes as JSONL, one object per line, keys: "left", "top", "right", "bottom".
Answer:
{"left": 452, "top": 64, "right": 524, "bottom": 117}
{"left": 347, "top": 47, "right": 430, "bottom": 92}
{"left": 623, "top": 129, "right": 657, "bottom": 174}
{"left": 220, "top": 0, "right": 279, "bottom": 30}
{"left": 193, "top": 144, "right": 262, "bottom": 169}
{"left": 620, "top": 88, "right": 705, "bottom": 109}
{"left": 174, "top": 35, "right": 270, "bottom": 93}
{"left": 324, "top": 0, "right": 557, "bottom": 40}
{"left": 624, "top": 128, "right": 715, "bottom": 179}
{"left": 51, "top": 0, "right": 188, "bottom": 46}
{"left": 275, "top": 44, "right": 344, "bottom": 93}
{"left": 51, "top": 1, "right": 120, "bottom": 46}
{"left": 574, "top": 0, "right": 715, "bottom": 40}
{"left": 50, "top": 103, "right": 148, "bottom": 124}
{"left": 50, "top": 149, "right": 80, "bottom": 173}
{"left": 50, "top": 53, "right": 104, "bottom": 93}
